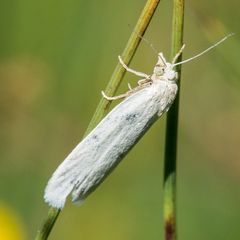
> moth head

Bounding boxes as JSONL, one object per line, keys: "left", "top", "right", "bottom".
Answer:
{"left": 153, "top": 64, "right": 165, "bottom": 77}
{"left": 164, "top": 63, "right": 178, "bottom": 81}
{"left": 154, "top": 53, "right": 178, "bottom": 81}
{"left": 153, "top": 53, "right": 167, "bottom": 76}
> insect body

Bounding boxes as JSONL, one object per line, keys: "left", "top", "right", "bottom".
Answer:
{"left": 44, "top": 34, "right": 232, "bottom": 209}
{"left": 44, "top": 51, "right": 179, "bottom": 209}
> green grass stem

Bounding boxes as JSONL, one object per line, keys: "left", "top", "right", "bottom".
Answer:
{"left": 35, "top": 0, "right": 161, "bottom": 239}
{"left": 163, "top": 0, "right": 184, "bottom": 240}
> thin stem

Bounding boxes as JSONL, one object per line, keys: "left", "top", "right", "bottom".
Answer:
{"left": 35, "top": 0, "right": 161, "bottom": 239}
{"left": 163, "top": 0, "right": 184, "bottom": 240}
{"left": 35, "top": 208, "right": 60, "bottom": 240}
{"left": 86, "top": 0, "right": 161, "bottom": 132}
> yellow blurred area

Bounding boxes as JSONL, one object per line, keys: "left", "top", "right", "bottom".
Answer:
{"left": 0, "top": 203, "right": 26, "bottom": 240}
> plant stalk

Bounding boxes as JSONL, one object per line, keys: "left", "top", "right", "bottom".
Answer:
{"left": 86, "top": 0, "right": 161, "bottom": 132}
{"left": 163, "top": 0, "right": 184, "bottom": 240}
{"left": 35, "top": 0, "right": 161, "bottom": 239}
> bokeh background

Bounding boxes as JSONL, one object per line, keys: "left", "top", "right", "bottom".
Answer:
{"left": 0, "top": 0, "right": 239, "bottom": 239}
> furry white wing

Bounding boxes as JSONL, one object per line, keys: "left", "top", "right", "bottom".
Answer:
{"left": 44, "top": 81, "right": 177, "bottom": 209}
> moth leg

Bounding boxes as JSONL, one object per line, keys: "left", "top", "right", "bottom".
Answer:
{"left": 118, "top": 56, "right": 151, "bottom": 79}
{"left": 101, "top": 91, "right": 130, "bottom": 101}
{"left": 172, "top": 44, "right": 185, "bottom": 64}
{"left": 102, "top": 79, "right": 153, "bottom": 101}
{"left": 127, "top": 83, "right": 133, "bottom": 90}
{"left": 137, "top": 78, "right": 152, "bottom": 86}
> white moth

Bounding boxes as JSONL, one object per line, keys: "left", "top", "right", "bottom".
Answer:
{"left": 44, "top": 34, "right": 232, "bottom": 209}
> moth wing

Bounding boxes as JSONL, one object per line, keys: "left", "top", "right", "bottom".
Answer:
{"left": 44, "top": 85, "right": 166, "bottom": 208}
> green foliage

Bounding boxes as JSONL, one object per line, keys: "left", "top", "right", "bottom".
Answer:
{"left": 0, "top": 1, "right": 239, "bottom": 240}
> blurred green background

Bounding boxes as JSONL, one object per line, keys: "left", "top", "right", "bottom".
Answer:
{"left": 0, "top": 0, "right": 239, "bottom": 239}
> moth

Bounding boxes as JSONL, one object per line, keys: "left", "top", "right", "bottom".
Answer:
{"left": 44, "top": 34, "right": 232, "bottom": 209}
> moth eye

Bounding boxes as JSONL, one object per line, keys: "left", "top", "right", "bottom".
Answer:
{"left": 157, "top": 67, "right": 164, "bottom": 75}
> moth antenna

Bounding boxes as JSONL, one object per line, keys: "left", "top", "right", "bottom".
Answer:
{"left": 172, "top": 44, "right": 185, "bottom": 64}
{"left": 138, "top": 34, "right": 158, "bottom": 55}
{"left": 131, "top": 29, "right": 159, "bottom": 55}
{"left": 158, "top": 52, "right": 167, "bottom": 66}
{"left": 173, "top": 33, "right": 234, "bottom": 66}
